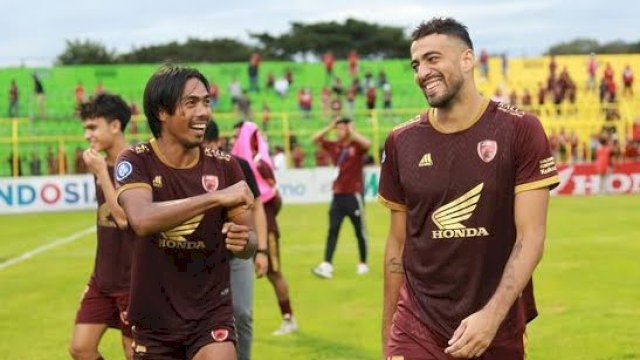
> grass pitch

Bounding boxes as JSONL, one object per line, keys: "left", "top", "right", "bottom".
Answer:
{"left": 1, "top": 196, "right": 639, "bottom": 359}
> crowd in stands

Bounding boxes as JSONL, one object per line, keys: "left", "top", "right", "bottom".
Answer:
{"left": 3, "top": 52, "right": 639, "bottom": 176}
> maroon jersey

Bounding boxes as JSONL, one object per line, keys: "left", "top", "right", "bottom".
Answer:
{"left": 378, "top": 100, "right": 559, "bottom": 341}
{"left": 91, "top": 165, "right": 134, "bottom": 294}
{"left": 321, "top": 139, "right": 366, "bottom": 194}
{"left": 115, "top": 139, "right": 246, "bottom": 331}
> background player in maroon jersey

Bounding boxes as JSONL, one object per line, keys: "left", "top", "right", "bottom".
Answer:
{"left": 232, "top": 121, "right": 298, "bottom": 336}
{"left": 116, "top": 65, "right": 256, "bottom": 360}
{"left": 379, "top": 18, "right": 558, "bottom": 359}
{"left": 312, "top": 117, "right": 371, "bottom": 278}
{"left": 203, "top": 120, "right": 269, "bottom": 360}
{"left": 70, "top": 93, "right": 133, "bottom": 360}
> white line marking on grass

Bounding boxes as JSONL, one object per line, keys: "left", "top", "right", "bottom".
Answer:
{"left": 0, "top": 226, "right": 96, "bottom": 271}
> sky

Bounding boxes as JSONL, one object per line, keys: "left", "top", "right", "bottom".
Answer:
{"left": 1, "top": 0, "right": 638, "bottom": 67}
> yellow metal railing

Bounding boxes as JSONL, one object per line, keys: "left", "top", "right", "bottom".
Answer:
{"left": 1, "top": 103, "right": 637, "bottom": 177}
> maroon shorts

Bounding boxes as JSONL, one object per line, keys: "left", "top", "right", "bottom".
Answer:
{"left": 75, "top": 282, "right": 132, "bottom": 338}
{"left": 385, "top": 301, "right": 525, "bottom": 360}
{"left": 131, "top": 317, "right": 236, "bottom": 360}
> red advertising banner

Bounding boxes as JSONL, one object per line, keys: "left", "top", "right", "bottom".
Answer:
{"left": 553, "top": 162, "right": 640, "bottom": 195}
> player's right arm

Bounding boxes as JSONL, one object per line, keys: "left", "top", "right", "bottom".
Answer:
{"left": 119, "top": 181, "right": 253, "bottom": 237}
{"left": 382, "top": 210, "right": 406, "bottom": 349}
{"left": 115, "top": 150, "right": 253, "bottom": 237}
{"left": 377, "top": 131, "right": 407, "bottom": 354}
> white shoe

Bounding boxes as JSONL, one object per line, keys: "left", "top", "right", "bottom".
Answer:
{"left": 272, "top": 317, "right": 298, "bottom": 336}
{"left": 312, "top": 262, "right": 333, "bottom": 279}
{"left": 357, "top": 263, "right": 370, "bottom": 275}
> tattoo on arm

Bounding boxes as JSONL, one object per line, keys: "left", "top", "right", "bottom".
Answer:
{"left": 388, "top": 257, "right": 404, "bottom": 274}
{"left": 502, "top": 241, "right": 523, "bottom": 293}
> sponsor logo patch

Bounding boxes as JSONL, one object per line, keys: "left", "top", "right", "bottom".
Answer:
{"left": 431, "top": 183, "right": 490, "bottom": 239}
{"left": 211, "top": 328, "right": 229, "bottom": 342}
{"left": 115, "top": 161, "right": 133, "bottom": 182}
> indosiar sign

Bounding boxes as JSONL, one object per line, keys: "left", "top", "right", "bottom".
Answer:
{"left": 0, "top": 175, "right": 96, "bottom": 214}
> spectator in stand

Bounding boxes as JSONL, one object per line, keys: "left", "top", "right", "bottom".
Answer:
{"left": 490, "top": 87, "right": 508, "bottom": 103}
{"left": 74, "top": 147, "right": 88, "bottom": 174}
{"left": 330, "top": 96, "right": 343, "bottom": 118}
{"left": 292, "top": 143, "right": 305, "bottom": 168}
{"left": 348, "top": 50, "right": 359, "bottom": 77}
{"left": 315, "top": 147, "right": 332, "bottom": 167}
{"left": 382, "top": 82, "right": 393, "bottom": 116}
{"left": 345, "top": 88, "right": 356, "bottom": 116}
{"left": 75, "top": 82, "right": 85, "bottom": 108}
{"left": 236, "top": 90, "right": 252, "bottom": 121}
{"left": 209, "top": 81, "right": 220, "bottom": 109}
{"left": 622, "top": 65, "right": 634, "bottom": 97}
{"left": 272, "top": 145, "right": 286, "bottom": 171}
{"left": 7, "top": 152, "right": 23, "bottom": 176}
{"left": 479, "top": 49, "right": 489, "bottom": 79}
{"left": 587, "top": 53, "right": 598, "bottom": 92}
{"left": 521, "top": 88, "right": 532, "bottom": 109}
{"left": 33, "top": 73, "right": 46, "bottom": 117}
{"left": 8, "top": 79, "right": 19, "bottom": 118}
{"left": 229, "top": 77, "right": 242, "bottom": 106}
{"left": 332, "top": 77, "right": 344, "bottom": 96}
{"left": 366, "top": 86, "right": 377, "bottom": 114}
{"left": 377, "top": 71, "right": 388, "bottom": 88}
{"left": 549, "top": 54, "right": 557, "bottom": 76}
{"left": 604, "top": 62, "right": 614, "bottom": 83}
{"left": 501, "top": 52, "right": 508, "bottom": 79}
{"left": 285, "top": 68, "right": 294, "bottom": 86}
{"left": 29, "top": 152, "right": 42, "bottom": 176}
{"left": 266, "top": 72, "right": 275, "bottom": 89}
{"left": 298, "top": 88, "right": 312, "bottom": 118}
{"left": 351, "top": 77, "right": 363, "bottom": 96}
{"left": 508, "top": 90, "right": 518, "bottom": 106}
{"left": 323, "top": 52, "right": 335, "bottom": 84}
{"left": 46, "top": 146, "right": 57, "bottom": 175}
{"left": 364, "top": 71, "right": 374, "bottom": 89}
{"left": 248, "top": 52, "right": 261, "bottom": 92}
{"left": 274, "top": 77, "right": 289, "bottom": 97}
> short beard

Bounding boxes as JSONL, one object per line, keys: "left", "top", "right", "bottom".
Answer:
{"left": 425, "top": 76, "right": 463, "bottom": 108}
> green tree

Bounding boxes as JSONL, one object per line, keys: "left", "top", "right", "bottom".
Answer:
{"left": 56, "top": 39, "right": 116, "bottom": 65}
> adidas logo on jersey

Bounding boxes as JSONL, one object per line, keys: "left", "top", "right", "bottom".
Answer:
{"left": 418, "top": 153, "right": 433, "bottom": 167}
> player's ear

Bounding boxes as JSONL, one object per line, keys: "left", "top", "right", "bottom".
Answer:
{"left": 110, "top": 119, "right": 122, "bottom": 133}
{"left": 460, "top": 48, "right": 475, "bottom": 73}
{"left": 158, "top": 109, "right": 169, "bottom": 123}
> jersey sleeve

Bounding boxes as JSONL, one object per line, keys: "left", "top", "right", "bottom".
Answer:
{"left": 114, "top": 148, "right": 152, "bottom": 202}
{"left": 514, "top": 114, "right": 560, "bottom": 193}
{"left": 256, "top": 159, "right": 276, "bottom": 184}
{"left": 224, "top": 156, "right": 249, "bottom": 219}
{"left": 236, "top": 157, "right": 261, "bottom": 198}
{"left": 377, "top": 132, "right": 407, "bottom": 211}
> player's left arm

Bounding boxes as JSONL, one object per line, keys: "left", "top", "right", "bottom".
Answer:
{"left": 446, "top": 189, "right": 549, "bottom": 358}
{"left": 349, "top": 123, "right": 371, "bottom": 151}
{"left": 225, "top": 206, "right": 257, "bottom": 260}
